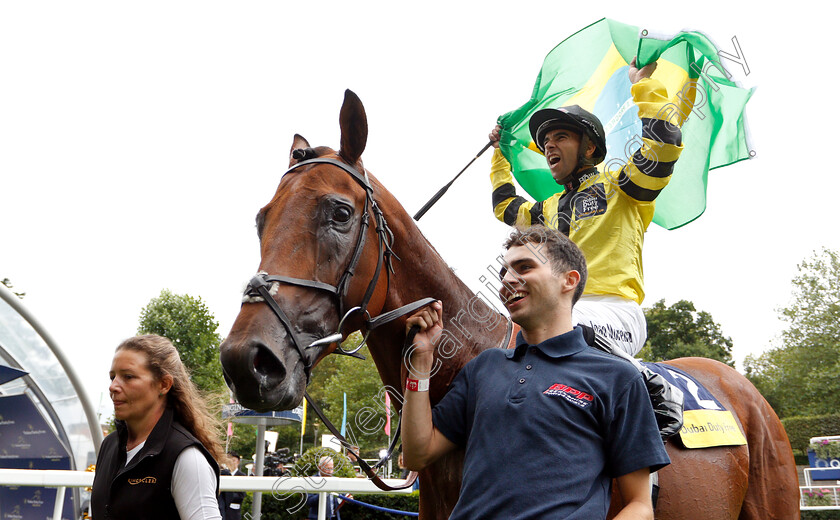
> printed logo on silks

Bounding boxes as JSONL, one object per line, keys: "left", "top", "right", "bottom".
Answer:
{"left": 544, "top": 383, "right": 594, "bottom": 409}
{"left": 573, "top": 184, "right": 607, "bottom": 220}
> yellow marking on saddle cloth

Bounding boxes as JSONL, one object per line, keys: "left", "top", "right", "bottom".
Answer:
{"left": 679, "top": 409, "right": 747, "bottom": 448}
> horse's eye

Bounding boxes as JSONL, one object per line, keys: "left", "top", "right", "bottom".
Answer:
{"left": 333, "top": 205, "right": 353, "bottom": 223}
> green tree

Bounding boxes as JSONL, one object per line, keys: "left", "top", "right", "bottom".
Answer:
{"left": 228, "top": 333, "right": 394, "bottom": 466}
{"left": 223, "top": 421, "right": 306, "bottom": 472}
{"left": 304, "top": 332, "right": 393, "bottom": 458}
{"left": 745, "top": 248, "right": 840, "bottom": 418}
{"left": 226, "top": 422, "right": 257, "bottom": 461}
{"left": 138, "top": 289, "right": 225, "bottom": 393}
{"left": 639, "top": 299, "right": 734, "bottom": 366}
{"left": 292, "top": 447, "right": 355, "bottom": 478}
{"left": 137, "top": 289, "right": 240, "bottom": 460}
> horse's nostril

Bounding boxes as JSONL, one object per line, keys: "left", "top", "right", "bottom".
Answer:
{"left": 252, "top": 343, "right": 286, "bottom": 385}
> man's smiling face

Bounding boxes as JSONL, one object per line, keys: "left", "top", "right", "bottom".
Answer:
{"left": 499, "top": 244, "right": 564, "bottom": 330}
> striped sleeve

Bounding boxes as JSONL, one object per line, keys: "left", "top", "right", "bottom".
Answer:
{"left": 490, "top": 148, "right": 536, "bottom": 226}
{"left": 617, "top": 78, "right": 685, "bottom": 202}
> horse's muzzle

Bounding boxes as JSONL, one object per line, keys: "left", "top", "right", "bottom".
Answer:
{"left": 220, "top": 337, "right": 303, "bottom": 412}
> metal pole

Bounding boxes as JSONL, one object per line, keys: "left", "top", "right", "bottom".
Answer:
{"left": 317, "top": 492, "right": 327, "bottom": 520}
{"left": 252, "top": 422, "right": 266, "bottom": 520}
{"left": 299, "top": 422, "right": 305, "bottom": 457}
{"left": 52, "top": 486, "right": 65, "bottom": 520}
{"left": 0, "top": 284, "right": 104, "bottom": 452}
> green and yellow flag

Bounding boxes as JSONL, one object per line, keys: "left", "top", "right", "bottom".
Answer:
{"left": 497, "top": 18, "right": 753, "bottom": 230}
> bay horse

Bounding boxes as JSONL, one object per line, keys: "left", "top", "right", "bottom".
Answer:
{"left": 219, "top": 90, "right": 800, "bottom": 519}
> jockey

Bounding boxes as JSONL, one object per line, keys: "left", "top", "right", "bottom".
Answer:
{"left": 488, "top": 58, "right": 685, "bottom": 359}
{"left": 489, "top": 58, "right": 686, "bottom": 438}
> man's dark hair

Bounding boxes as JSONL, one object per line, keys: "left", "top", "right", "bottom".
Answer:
{"left": 503, "top": 225, "right": 588, "bottom": 304}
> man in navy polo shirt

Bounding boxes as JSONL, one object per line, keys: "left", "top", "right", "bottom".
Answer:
{"left": 402, "top": 225, "right": 669, "bottom": 519}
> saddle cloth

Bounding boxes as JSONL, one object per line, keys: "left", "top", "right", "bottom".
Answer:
{"left": 642, "top": 363, "right": 747, "bottom": 448}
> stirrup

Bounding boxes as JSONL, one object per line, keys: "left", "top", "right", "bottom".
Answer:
{"left": 651, "top": 471, "right": 660, "bottom": 509}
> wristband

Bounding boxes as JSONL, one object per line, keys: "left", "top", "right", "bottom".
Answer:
{"left": 405, "top": 378, "right": 430, "bottom": 392}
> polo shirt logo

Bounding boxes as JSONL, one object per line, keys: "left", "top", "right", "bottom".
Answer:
{"left": 128, "top": 476, "right": 157, "bottom": 485}
{"left": 544, "top": 383, "right": 594, "bottom": 409}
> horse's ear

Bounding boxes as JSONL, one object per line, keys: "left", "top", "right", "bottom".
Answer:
{"left": 338, "top": 89, "right": 368, "bottom": 166}
{"left": 289, "top": 134, "right": 311, "bottom": 167}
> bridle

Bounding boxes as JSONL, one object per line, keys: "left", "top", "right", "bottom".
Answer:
{"left": 241, "top": 153, "right": 434, "bottom": 490}
{"left": 243, "top": 154, "right": 405, "bottom": 377}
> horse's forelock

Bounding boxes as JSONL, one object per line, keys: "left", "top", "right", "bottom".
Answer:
{"left": 290, "top": 147, "right": 315, "bottom": 161}
{"left": 290, "top": 146, "right": 331, "bottom": 162}
{"left": 287, "top": 146, "right": 363, "bottom": 181}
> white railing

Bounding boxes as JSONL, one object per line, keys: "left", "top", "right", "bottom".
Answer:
{"left": 800, "top": 485, "right": 840, "bottom": 510}
{"left": 804, "top": 466, "right": 840, "bottom": 486}
{"left": 14, "top": 469, "right": 838, "bottom": 516}
{"left": 0, "top": 468, "right": 414, "bottom": 520}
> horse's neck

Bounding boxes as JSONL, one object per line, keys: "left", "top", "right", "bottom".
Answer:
{"left": 365, "top": 182, "right": 510, "bottom": 392}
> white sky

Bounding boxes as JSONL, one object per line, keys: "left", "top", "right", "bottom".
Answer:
{"left": 2, "top": 1, "right": 838, "bottom": 422}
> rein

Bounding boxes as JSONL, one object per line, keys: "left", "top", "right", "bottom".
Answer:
{"left": 304, "top": 387, "right": 417, "bottom": 491}
{"left": 241, "top": 154, "right": 432, "bottom": 490}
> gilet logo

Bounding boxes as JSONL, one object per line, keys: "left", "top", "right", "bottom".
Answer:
{"left": 128, "top": 477, "right": 157, "bottom": 485}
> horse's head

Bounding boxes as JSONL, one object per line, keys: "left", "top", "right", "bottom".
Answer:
{"left": 220, "top": 90, "right": 391, "bottom": 411}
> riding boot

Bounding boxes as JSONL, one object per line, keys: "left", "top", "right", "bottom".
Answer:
{"left": 578, "top": 325, "right": 684, "bottom": 440}
{"left": 640, "top": 366, "right": 684, "bottom": 440}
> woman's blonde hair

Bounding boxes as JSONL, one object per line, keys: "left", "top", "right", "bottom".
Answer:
{"left": 116, "top": 334, "right": 223, "bottom": 462}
